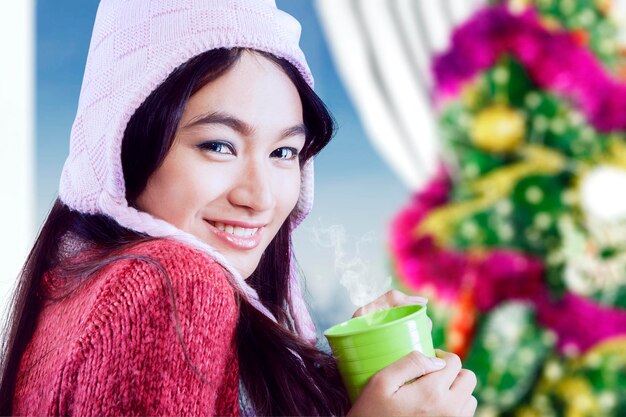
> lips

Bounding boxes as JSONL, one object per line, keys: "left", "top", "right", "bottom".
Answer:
{"left": 204, "top": 220, "right": 265, "bottom": 250}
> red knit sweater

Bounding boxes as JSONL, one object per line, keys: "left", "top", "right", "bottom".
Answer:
{"left": 12, "top": 239, "right": 240, "bottom": 416}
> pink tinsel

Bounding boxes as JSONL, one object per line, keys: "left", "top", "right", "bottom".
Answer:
{"left": 536, "top": 292, "right": 626, "bottom": 353}
{"left": 390, "top": 169, "right": 626, "bottom": 353}
{"left": 433, "top": 5, "right": 626, "bottom": 132}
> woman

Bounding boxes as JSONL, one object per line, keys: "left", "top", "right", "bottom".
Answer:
{"left": 0, "top": 1, "right": 477, "bottom": 416}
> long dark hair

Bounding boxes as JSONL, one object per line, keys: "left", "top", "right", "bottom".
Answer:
{"left": 0, "top": 48, "right": 349, "bottom": 415}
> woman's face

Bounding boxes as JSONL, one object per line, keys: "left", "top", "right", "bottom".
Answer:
{"left": 136, "top": 52, "right": 305, "bottom": 278}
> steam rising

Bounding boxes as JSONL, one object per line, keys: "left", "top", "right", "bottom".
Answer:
{"left": 308, "top": 224, "right": 391, "bottom": 307}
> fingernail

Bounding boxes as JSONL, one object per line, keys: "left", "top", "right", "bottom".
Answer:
{"left": 429, "top": 357, "right": 446, "bottom": 369}
{"left": 410, "top": 296, "right": 428, "bottom": 305}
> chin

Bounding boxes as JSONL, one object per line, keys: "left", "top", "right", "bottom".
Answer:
{"left": 238, "top": 267, "right": 257, "bottom": 280}
{"left": 227, "top": 248, "right": 266, "bottom": 279}
{"left": 230, "top": 259, "right": 259, "bottom": 280}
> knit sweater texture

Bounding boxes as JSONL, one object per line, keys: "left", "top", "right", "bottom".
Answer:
{"left": 12, "top": 239, "right": 240, "bottom": 416}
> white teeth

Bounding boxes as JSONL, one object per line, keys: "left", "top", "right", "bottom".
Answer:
{"left": 231, "top": 226, "right": 258, "bottom": 237}
{"left": 211, "top": 221, "right": 258, "bottom": 237}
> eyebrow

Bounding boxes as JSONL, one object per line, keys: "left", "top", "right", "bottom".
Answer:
{"left": 183, "top": 111, "right": 307, "bottom": 140}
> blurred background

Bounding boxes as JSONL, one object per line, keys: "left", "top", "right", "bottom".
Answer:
{"left": 3, "top": 1, "right": 626, "bottom": 416}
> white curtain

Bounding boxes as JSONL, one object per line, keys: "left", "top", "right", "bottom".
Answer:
{"left": 313, "top": 0, "right": 495, "bottom": 190}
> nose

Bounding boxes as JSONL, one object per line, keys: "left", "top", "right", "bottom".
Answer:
{"left": 228, "top": 159, "right": 276, "bottom": 212}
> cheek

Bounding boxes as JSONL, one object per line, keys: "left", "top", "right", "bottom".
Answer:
{"left": 275, "top": 169, "right": 302, "bottom": 215}
{"left": 137, "top": 167, "right": 194, "bottom": 224}
{"left": 137, "top": 152, "right": 226, "bottom": 222}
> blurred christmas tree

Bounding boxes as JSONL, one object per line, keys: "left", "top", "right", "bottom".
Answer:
{"left": 390, "top": 1, "right": 626, "bottom": 416}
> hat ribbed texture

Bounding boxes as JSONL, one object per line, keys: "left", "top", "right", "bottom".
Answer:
{"left": 59, "top": 0, "right": 317, "bottom": 343}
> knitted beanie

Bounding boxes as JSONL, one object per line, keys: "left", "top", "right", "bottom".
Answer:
{"left": 58, "top": 0, "right": 317, "bottom": 343}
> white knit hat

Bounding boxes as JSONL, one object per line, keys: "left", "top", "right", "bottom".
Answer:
{"left": 59, "top": 0, "right": 317, "bottom": 342}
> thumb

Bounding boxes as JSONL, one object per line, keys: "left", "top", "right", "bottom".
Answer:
{"left": 369, "top": 351, "right": 446, "bottom": 395}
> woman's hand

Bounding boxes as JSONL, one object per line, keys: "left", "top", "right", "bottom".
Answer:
{"left": 352, "top": 290, "right": 428, "bottom": 318}
{"left": 348, "top": 290, "right": 477, "bottom": 416}
{"left": 347, "top": 350, "right": 477, "bottom": 417}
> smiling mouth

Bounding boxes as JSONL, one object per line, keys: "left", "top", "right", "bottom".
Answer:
{"left": 205, "top": 220, "right": 265, "bottom": 250}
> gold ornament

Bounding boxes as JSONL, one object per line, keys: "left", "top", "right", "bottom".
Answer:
{"left": 470, "top": 104, "right": 527, "bottom": 153}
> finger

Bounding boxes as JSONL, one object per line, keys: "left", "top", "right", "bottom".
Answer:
{"left": 353, "top": 291, "right": 396, "bottom": 317}
{"left": 353, "top": 290, "right": 428, "bottom": 317}
{"left": 421, "top": 350, "right": 462, "bottom": 389}
{"left": 450, "top": 369, "right": 477, "bottom": 397}
{"left": 367, "top": 350, "right": 446, "bottom": 395}
{"left": 460, "top": 395, "right": 478, "bottom": 417}
{"left": 383, "top": 290, "right": 428, "bottom": 309}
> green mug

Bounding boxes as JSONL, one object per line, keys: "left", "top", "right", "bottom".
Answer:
{"left": 324, "top": 304, "right": 435, "bottom": 402}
